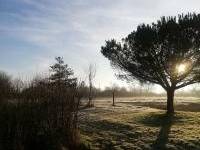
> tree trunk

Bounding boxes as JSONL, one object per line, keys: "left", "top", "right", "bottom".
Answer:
{"left": 88, "top": 84, "right": 92, "bottom": 106}
{"left": 167, "top": 88, "right": 175, "bottom": 114}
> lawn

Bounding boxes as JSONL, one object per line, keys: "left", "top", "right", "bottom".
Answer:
{"left": 79, "top": 97, "right": 200, "bottom": 150}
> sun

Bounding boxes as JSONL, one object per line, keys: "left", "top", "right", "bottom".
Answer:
{"left": 177, "top": 64, "right": 186, "bottom": 74}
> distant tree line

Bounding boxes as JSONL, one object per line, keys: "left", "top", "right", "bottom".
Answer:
{"left": 83, "top": 84, "right": 200, "bottom": 98}
{"left": 82, "top": 86, "right": 162, "bottom": 98}
{"left": 95, "top": 86, "right": 200, "bottom": 98}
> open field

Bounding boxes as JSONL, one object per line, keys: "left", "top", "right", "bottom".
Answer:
{"left": 79, "top": 97, "right": 200, "bottom": 150}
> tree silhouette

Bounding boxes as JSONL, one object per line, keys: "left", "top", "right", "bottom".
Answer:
{"left": 87, "top": 64, "right": 96, "bottom": 106}
{"left": 101, "top": 13, "right": 200, "bottom": 114}
{"left": 0, "top": 71, "right": 12, "bottom": 102}
{"left": 50, "top": 57, "right": 77, "bottom": 87}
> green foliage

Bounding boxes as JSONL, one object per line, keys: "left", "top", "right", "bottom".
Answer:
{"left": 101, "top": 13, "right": 200, "bottom": 90}
{"left": 50, "top": 57, "right": 77, "bottom": 87}
{"left": 101, "top": 13, "right": 200, "bottom": 113}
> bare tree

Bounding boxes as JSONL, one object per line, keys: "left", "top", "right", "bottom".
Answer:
{"left": 88, "top": 64, "right": 96, "bottom": 106}
{"left": 0, "top": 71, "right": 12, "bottom": 103}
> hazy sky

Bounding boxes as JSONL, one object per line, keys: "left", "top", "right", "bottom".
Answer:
{"left": 1, "top": 0, "right": 200, "bottom": 92}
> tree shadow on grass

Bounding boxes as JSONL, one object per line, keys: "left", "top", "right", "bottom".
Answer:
{"left": 151, "top": 114, "right": 173, "bottom": 150}
{"left": 139, "top": 113, "right": 183, "bottom": 150}
{"left": 81, "top": 119, "right": 141, "bottom": 150}
{"left": 120, "top": 101, "right": 200, "bottom": 112}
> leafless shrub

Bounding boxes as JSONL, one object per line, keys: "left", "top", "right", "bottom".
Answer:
{"left": 87, "top": 64, "right": 96, "bottom": 106}
{"left": 0, "top": 71, "right": 12, "bottom": 103}
{"left": 0, "top": 58, "right": 89, "bottom": 150}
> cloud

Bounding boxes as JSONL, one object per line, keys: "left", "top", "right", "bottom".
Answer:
{"left": 1, "top": 0, "right": 200, "bottom": 89}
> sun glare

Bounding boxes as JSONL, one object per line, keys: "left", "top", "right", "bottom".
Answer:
{"left": 177, "top": 64, "right": 186, "bottom": 74}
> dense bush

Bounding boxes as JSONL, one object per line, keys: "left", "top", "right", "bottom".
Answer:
{"left": 0, "top": 78, "right": 86, "bottom": 150}
{"left": 0, "top": 58, "right": 89, "bottom": 150}
{"left": 0, "top": 72, "right": 13, "bottom": 103}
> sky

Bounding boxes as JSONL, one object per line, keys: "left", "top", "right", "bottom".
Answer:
{"left": 1, "top": 0, "right": 200, "bottom": 92}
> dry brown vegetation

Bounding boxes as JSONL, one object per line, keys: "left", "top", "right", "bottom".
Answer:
{"left": 0, "top": 57, "right": 90, "bottom": 150}
{"left": 0, "top": 77, "right": 86, "bottom": 150}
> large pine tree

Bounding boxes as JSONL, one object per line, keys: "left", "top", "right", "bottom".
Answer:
{"left": 101, "top": 13, "right": 200, "bottom": 114}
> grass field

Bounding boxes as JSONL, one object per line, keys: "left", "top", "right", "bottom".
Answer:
{"left": 79, "top": 97, "right": 200, "bottom": 150}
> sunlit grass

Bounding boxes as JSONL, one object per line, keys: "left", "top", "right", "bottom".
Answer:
{"left": 79, "top": 98, "right": 200, "bottom": 149}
